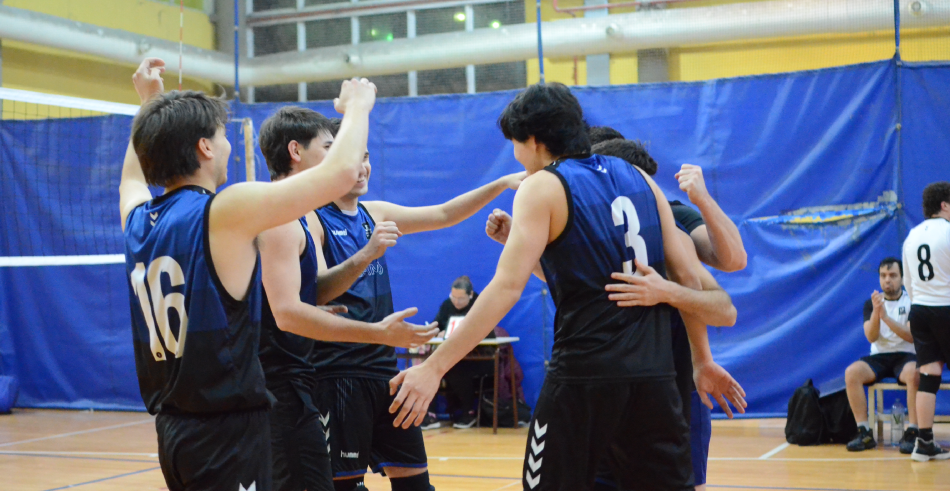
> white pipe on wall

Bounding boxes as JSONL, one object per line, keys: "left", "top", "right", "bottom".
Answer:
{"left": 0, "top": 1, "right": 946, "bottom": 87}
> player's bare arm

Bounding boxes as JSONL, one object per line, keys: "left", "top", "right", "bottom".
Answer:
{"left": 361, "top": 171, "right": 526, "bottom": 235}
{"left": 260, "top": 221, "right": 437, "bottom": 347}
{"left": 314, "top": 218, "right": 402, "bottom": 305}
{"left": 486, "top": 208, "right": 546, "bottom": 281}
{"left": 683, "top": 311, "right": 747, "bottom": 418}
{"left": 676, "top": 164, "right": 747, "bottom": 272}
{"left": 873, "top": 291, "right": 914, "bottom": 343}
{"left": 388, "top": 171, "right": 558, "bottom": 429}
{"left": 119, "top": 58, "right": 166, "bottom": 230}
{"left": 209, "top": 79, "right": 375, "bottom": 299}
{"left": 863, "top": 291, "right": 883, "bottom": 343}
{"left": 605, "top": 231, "right": 737, "bottom": 327}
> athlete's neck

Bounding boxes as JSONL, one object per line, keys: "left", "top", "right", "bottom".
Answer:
{"left": 335, "top": 195, "right": 359, "bottom": 213}
{"left": 164, "top": 175, "right": 217, "bottom": 195}
{"left": 933, "top": 207, "right": 950, "bottom": 221}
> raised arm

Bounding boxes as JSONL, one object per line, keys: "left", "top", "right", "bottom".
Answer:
{"left": 210, "top": 79, "right": 376, "bottom": 242}
{"left": 119, "top": 58, "right": 165, "bottom": 229}
{"left": 863, "top": 295, "right": 882, "bottom": 343}
{"left": 315, "top": 220, "right": 401, "bottom": 305}
{"left": 485, "top": 208, "right": 547, "bottom": 282}
{"left": 362, "top": 172, "right": 525, "bottom": 235}
{"left": 260, "top": 221, "right": 437, "bottom": 346}
{"left": 676, "top": 165, "right": 747, "bottom": 272}
{"left": 388, "top": 172, "right": 557, "bottom": 428}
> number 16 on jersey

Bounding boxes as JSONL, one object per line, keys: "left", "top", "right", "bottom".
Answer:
{"left": 130, "top": 257, "right": 189, "bottom": 361}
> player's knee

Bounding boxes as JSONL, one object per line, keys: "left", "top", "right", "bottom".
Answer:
{"left": 844, "top": 363, "right": 868, "bottom": 384}
{"left": 919, "top": 361, "right": 943, "bottom": 376}
{"left": 919, "top": 373, "right": 942, "bottom": 395}
{"left": 389, "top": 470, "right": 432, "bottom": 491}
{"left": 900, "top": 364, "right": 919, "bottom": 387}
{"left": 333, "top": 477, "right": 365, "bottom": 491}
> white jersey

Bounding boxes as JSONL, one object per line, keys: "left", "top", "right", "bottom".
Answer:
{"left": 903, "top": 218, "right": 950, "bottom": 306}
{"left": 865, "top": 291, "right": 914, "bottom": 355}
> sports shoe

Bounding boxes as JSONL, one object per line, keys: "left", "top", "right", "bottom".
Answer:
{"left": 846, "top": 426, "right": 876, "bottom": 452}
{"left": 899, "top": 427, "right": 919, "bottom": 455}
{"left": 453, "top": 411, "right": 478, "bottom": 429}
{"left": 421, "top": 412, "right": 441, "bottom": 430}
{"left": 912, "top": 438, "right": 950, "bottom": 461}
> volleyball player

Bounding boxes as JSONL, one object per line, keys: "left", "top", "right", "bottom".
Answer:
{"left": 902, "top": 181, "right": 950, "bottom": 461}
{"left": 255, "top": 106, "right": 439, "bottom": 491}
{"left": 119, "top": 58, "right": 376, "bottom": 490}
{"left": 305, "top": 126, "right": 524, "bottom": 491}
{"left": 389, "top": 83, "right": 737, "bottom": 491}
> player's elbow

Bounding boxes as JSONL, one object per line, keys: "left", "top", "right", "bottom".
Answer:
{"left": 272, "top": 303, "right": 304, "bottom": 334}
{"left": 718, "top": 305, "right": 737, "bottom": 327}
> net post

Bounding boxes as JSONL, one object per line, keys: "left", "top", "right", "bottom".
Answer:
{"left": 243, "top": 118, "right": 255, "bottom": 182}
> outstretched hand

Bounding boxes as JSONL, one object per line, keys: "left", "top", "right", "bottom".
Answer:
{"left": 693, "top": 360, "right": 747, "bottom": 418}
{"left": 379, "top": 308, "right": 439, "bottom": 348}
{"left": 605, "top": 259, "right": 671, "bottom": 307}
{"left": 132, "top": 58, "right": 166, "bottom": 104}
{"left": 485, "top": 209, "right": 512, "bottom": 245}
{"left": 389, "top": 364, "right": 443, "bottom": 428}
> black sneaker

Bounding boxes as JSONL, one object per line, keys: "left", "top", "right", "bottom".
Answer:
{"left": 912, "top": 438, "right": 950, "bottom": 462}
{"left": 421, "top": 412, "right": 441, "bottom": 430}
{"left": 453, "top": 411, "right": 478, "bottom": 429}
{"left": 899, "top": 427, "right": 919, "bottom": 454}
{"left": 846, "top": 426, "right": 877, "bottom": 452}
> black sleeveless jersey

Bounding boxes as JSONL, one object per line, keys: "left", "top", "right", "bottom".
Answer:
{"left": 539, "top": 156, "right": 675, "bottom": 383}
{"left": 259, "top": 217, "right": 320, "bottom": 387}
{"left": 124, "top": 186, "right": 270, "bottom": 414}
{"left": 310, "top": 203, "right": 397, "bottom": 380}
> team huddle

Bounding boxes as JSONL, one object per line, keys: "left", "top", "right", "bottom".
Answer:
{"left": 117, "top": 54, "right": 949, "bottom": 491}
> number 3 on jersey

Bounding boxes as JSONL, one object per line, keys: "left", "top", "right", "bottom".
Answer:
{"left": 130, "top": 257, "right": 189, "bottom": 361}
{"left": 611, "top": 196, "right": 649, "bottom": 275}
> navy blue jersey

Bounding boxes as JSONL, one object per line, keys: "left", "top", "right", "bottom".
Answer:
{"left": 668, "top": 202, "right": 705, "bottom": 393}
{"left": 539, "top": 155, "right": 675, "bottom": 382}
{"left": 259, "top": 217, "right": 320, "bottom": 387}
{"left": 311, "top": 203, "right": 396, "bottom": 379}
{"left": 124, "top": 186, "right": 269, "bottom": 415}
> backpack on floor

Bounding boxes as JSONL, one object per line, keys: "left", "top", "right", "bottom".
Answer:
{"left": 819, "top": 388, "right": 858, "bottom": 444}
{"left": 785, "top": 379, "right": 824, "bottom": 445}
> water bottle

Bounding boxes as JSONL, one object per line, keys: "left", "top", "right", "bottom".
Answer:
{"left": 891, "top": 399, "right": 905, "bottom": 446}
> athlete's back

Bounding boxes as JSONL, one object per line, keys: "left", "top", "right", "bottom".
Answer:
{"left": 125, "top": 186, "right": 268, "bottom": 414}
{"left": 540, "top": 154, "right": 674, "bottom": 382}
{"left": 903, "top": 218, "right": 950, "bottom": 306}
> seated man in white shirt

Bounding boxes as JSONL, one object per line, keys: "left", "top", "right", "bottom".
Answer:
{"left": 845, "top": 257, "right": 919, "bottom": 453}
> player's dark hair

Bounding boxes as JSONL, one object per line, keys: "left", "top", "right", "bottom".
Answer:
{"left": 589, "top": 126, "right": 625, "bottom": 146}
{"left": 452, "top": 275, "right": 473, "bottom": 294}
{"left": 259, "top": 106, "right": 335, "bottom": 180}
{"left": 328, "top": 117, "right": 342, "bottom": 137}
{"left": 131, "top": 90, "right": 229, "bottom": 187}
{"left": 922, "top": 181, "right": 950, "bottom": 218}
{"left": 879, "top": 257, "right": 902, "bottom": 277}
{"left": 592, "top": 139, "right": 658, "bottom": 176}
{"left": 498, "top": 83, "right": 591, "bottom": 158}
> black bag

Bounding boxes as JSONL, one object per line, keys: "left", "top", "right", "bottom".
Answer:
{"left": 818, "top": 388, "right": 857, "bottom": 444}
{"left": 479, "top": 395, "right": 531, "bottom": 428}
{"left": 785, "top": 379, "right": 824, "bottom": 445}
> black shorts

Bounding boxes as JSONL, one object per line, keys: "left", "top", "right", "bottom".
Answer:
{"left": 313, "top": 377, "right": 428, "bottom": 478}
{"left": 156, "top": 408, "right": 272, "bottom": 491}
{"left": 910, "top": 305, "right": 950, "bottom": 366}
{"left": 524, "top": 377, "right": 693, "bottom": 491}
{"left": 858, "top": 352, "right": 917, "bottom": 383}
{"left": 269, "top": 380, "right": 333, "bottom": 491}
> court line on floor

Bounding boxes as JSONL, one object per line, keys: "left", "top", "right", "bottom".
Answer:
{"left": 0, "top": 418, "right": 153, "bottom": 448}
{"left": 430, "top": 473, "right": 517, "bottom": 481}
{"left": 708, "top": 485, "right": 906, "bottom": 491}
{"left": 42, "top": 466, "right": 162, "bottom": 491}
{"left": 0, "top": 451, "right": 156, "bottom": 464}
{"left": 490, "top": 480, "right": 522, "bottom": 490}
{"left": 429, "top": 454, "right": 908, "bottom": 463}
{"left": 758, "top": 442, "right": 790, "bottom": 459}
{"left": 0, "top": 450, "right": 158, "bottom": 457}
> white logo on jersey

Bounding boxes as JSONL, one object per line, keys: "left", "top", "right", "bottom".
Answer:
{"left": 525, "top": 420, "right": 547, "bottom": 489}
{"left": 238, "top": 482, "right": 256, "bottom": 491}
{"left": 595, "top": 165, "right": 608, "bottom": 174}
{"left": 331, "top": 229, "right": 348, "bottom": 236}
{"left": 358, "top": 261, "right": 385, "bottom": 278}
{"left": 341, "top": 451, "right": 359, "bottom": 459}
{"left": 149, "top": 212, "right": 158, "bottom": 226}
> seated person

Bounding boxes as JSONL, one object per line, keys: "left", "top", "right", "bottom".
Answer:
{"left": 845, "top": 257, "right": 919, "bottom": 453}
{"left": 422, "top": 276, "right": 495, "bottom": 429}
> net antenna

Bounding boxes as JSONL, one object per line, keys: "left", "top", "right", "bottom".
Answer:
{"left": 179, "top": 0, "right": 184, "bottom": 90}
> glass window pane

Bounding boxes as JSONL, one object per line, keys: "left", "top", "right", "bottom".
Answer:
{"left": 417, "top": 7, "right": 466, "bottom": 36}
{"left": 359, "top": 13, "right": 406, "bottom": 43}
{"left": 476, "top": 62, "right": 526, "bottom": 93}
{"left": 417, "top": 68, "right": 466, "bottom": 96}
{"left": 255, "top": 84, "right": 299, "bottom": 103}
{"left": 306, "top": 18, "right": 351, "bottom": 49}
{"left": 308, "top": 73, "right": 408, "bottom": 100}
{"left": 473, "top": 2, "right": 525, "bottom": 29}
{"left": 253, "top": 24, "right": 297, "bottom": 56}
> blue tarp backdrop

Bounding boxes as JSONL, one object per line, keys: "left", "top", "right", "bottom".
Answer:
{"left": 0, "top": 59, "right": 948, "bottom": 416}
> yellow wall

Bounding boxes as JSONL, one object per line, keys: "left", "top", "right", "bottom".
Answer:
{"left": 524, "top": 0, "right": 950, "bottom": 87}
{"left": 2, "top": 0, "right": 216, "bottom": 104}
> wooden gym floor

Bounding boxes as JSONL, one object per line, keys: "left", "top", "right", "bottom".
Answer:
{"left": 0, "top": 409, "right": 947, "bottom": 490}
